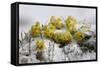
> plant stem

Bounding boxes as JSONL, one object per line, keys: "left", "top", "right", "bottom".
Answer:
{"left": 62, "top": 46, "right": 70, "bottom": 61}
{"left": 29, "top": 37, "right": 31, "bottom": 56}
{"left": 48, "top": 42, "right": 51, "bottom": 61}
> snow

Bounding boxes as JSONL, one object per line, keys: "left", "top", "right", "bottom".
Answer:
{"left": 19, "top": 24, "right": 96, "bottom": 64}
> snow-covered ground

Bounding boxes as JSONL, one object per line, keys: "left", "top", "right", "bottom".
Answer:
{"left": 19, "top": 23, "right": 96, "bottom": 64}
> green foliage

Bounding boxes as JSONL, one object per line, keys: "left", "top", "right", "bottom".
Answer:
{"left": 78, "top": 42, "right": 96, "bottom": 53}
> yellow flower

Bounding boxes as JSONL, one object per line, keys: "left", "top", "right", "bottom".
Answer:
{"left": 49, "top": 24, "right": 56, "bottom": 31}
{"left": 65, "top": 16, "right": 77, "bottom": 33}
{"left": 44, "top": 28, "right": 54, "bottom": 39}
{"left": 35, "top": 21, "right": 40, "bottom": 27}
{"left": 50, "top": 16, "right": 55, "bottom": 23}
{"left": 53, "top": 31, "right": 72, "bottom": 44}
{"left": 43, "top": 24, "right": 55, "bottom": 39}
{"left": 49, "top": 16, "right": 64, "bottom": 29}
{"left": 55, "top": 17, "right": 63, "bottom": 28}
{"left": 31, "top": 21, "right": 41, "bottom": 37}
{"left": 42, "top": 25, "right": 48, "bottom": 30}
{"left": 54, "top": 17, "right": 64, "bottom": 29}
{"left": 74, "top": 31, "right": 85, "bottom": 42}
{"left": 36, "top": 40, "right": 46, "bottom": 51}
{"left": 64, "top": 31, "right": 72, "bottom": 43}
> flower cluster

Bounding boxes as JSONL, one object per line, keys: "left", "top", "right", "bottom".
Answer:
{"left": 36, "top": 40, "right": 46, "bottom": 51}
{"left": 53, "top": 31, "right": 72, "bottom": 44}
{"left": 43, "top": 24, "right": 55, "bottom": 39}
{"left": 65, "top": 16, "right": 77, "bottom": 34}
{"left": 29, "top": 16, "right": 92, "bottom": 47}
{"left": 74, "top": 31, "right": 85, "bottom": 42}
{"left": 31, "top": 21, "right": 41, "bottom": 37}
{"left": 49, "top": 16, "right": 64, "bottom": 29}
